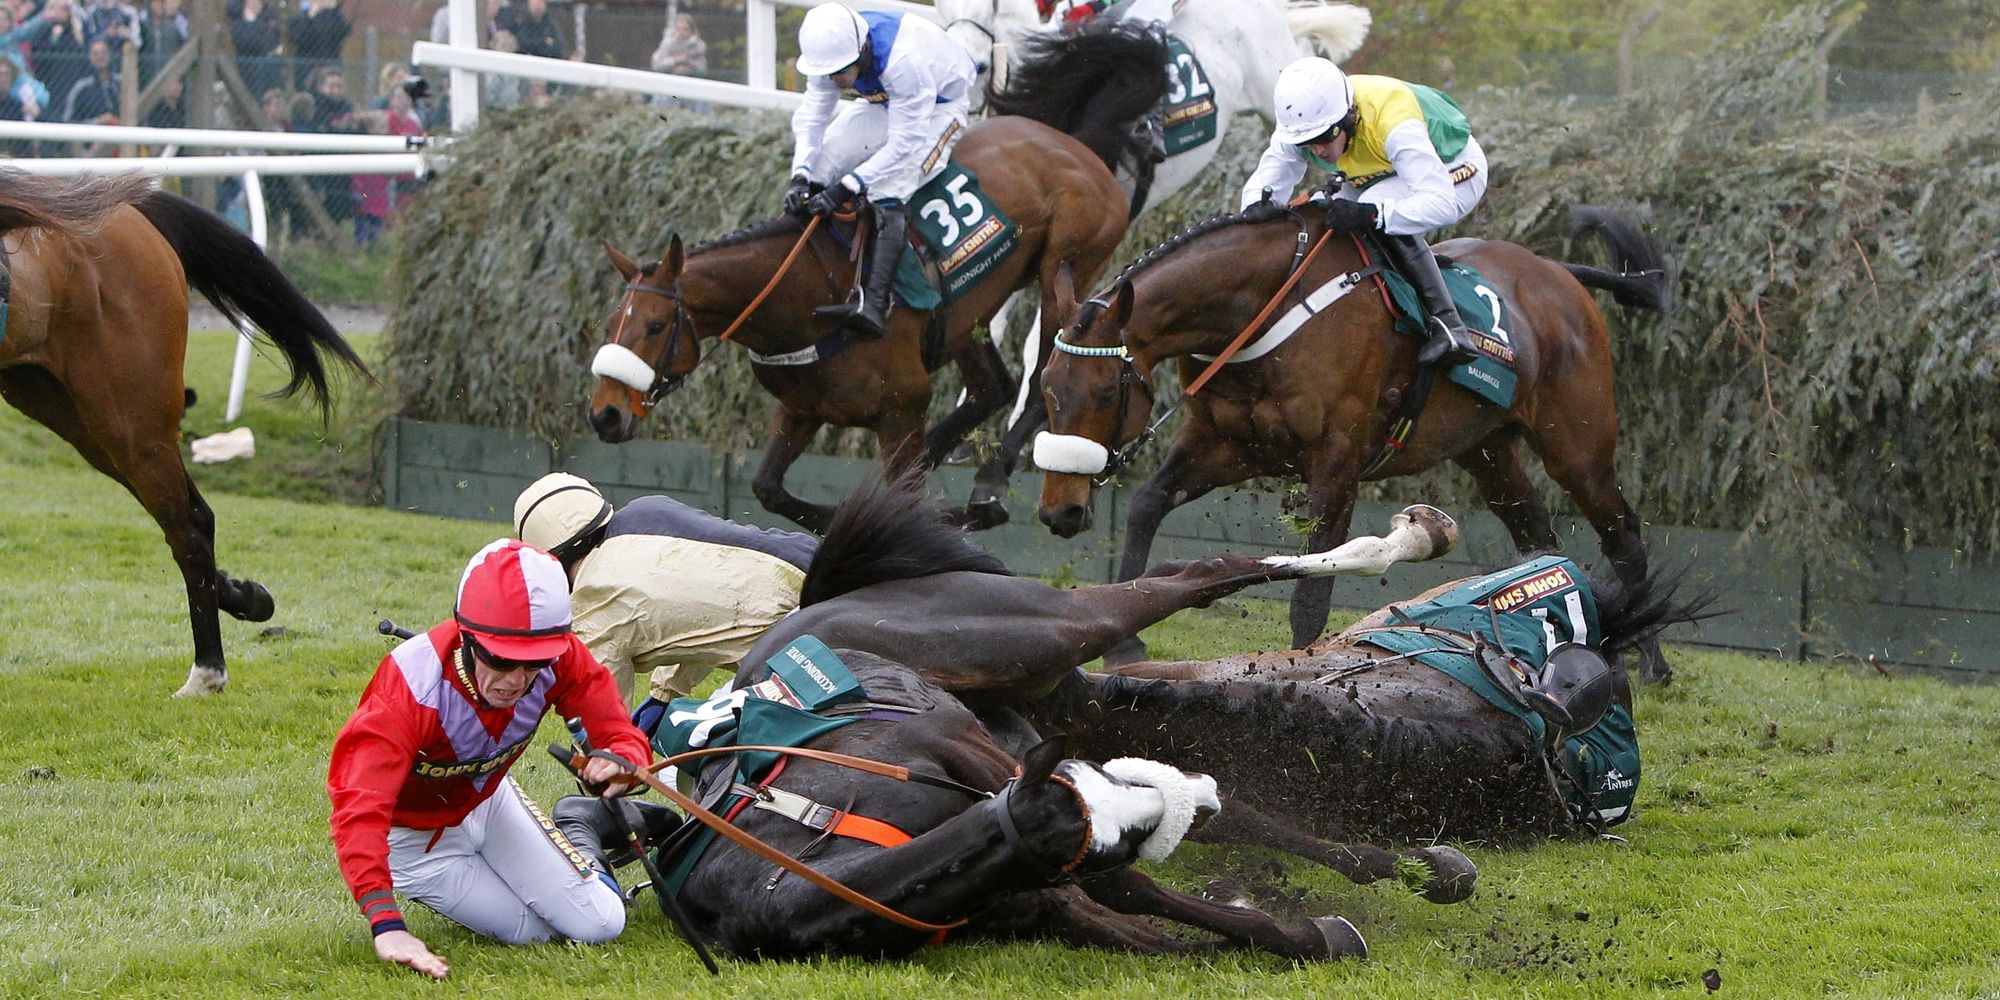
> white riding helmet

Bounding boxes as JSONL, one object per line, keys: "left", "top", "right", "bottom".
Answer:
{"left": 513, "top": 472, "right": 613, "bottom": 560}
{"left": 796, "top": 3, "right": 869, "bottom": 77}
{"left": 1271, "top": 56, "right": 1354, "bottom": 145}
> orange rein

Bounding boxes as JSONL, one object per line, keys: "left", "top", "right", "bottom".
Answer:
{"left": 1181, "top": 227, "right": 1340, "bottom": 397}
{"left": 717, "top": 215, "right": 823, "bottom": 343}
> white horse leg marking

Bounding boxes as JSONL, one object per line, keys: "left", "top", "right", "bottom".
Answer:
{"left": 1261, "top": 504, "right": 1458, "bottom": 575}
{"left": 1005, "top": 307, "right": 1042, "bottom": 431}
{"left": 175, "top": 663, "right": 226, "bottom": 697}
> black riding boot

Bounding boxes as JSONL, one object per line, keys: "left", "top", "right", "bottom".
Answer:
{"left": 553, "top": 796, "right": 684, "bottom": 873}
{"left": 1381, "top": 233, "right": 1478, "bottom": 367}
{"left": 815, "top": 200, "right": 906, "bottom": 339}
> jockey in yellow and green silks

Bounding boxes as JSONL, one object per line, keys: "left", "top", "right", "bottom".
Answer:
{"left": 1242, "top": 57, "right": 1487, "bottom": 368}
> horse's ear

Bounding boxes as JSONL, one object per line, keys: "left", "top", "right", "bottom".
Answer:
{"left": 605, "top": 242, "right": 639, "bottom": 281}
{"left": 1112, "top": 280, "right": 1135, "bottom": 328}
{"left": 1018, "top": 735, "right": 1067, "bottom": 787}
{"left": 661, "top": 234, "right": 685, "bottom": 277}
{"left": 1052, "top": 261, "right": 1078, "bottom": 324}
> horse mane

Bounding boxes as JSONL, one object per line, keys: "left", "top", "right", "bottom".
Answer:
{"left": 0, "top": 170, "right": 155, "bottom": 235}
{"left": 689, "top": 214, "right": 807, "bottom": 255}
{"left": 1591, "top": 565, "right": 1721, "bottom": 657}
{"left": 1102, "top": 200, "right": 1295, "bottom": 295}
{"left": 985, "top": 18, "right": 1171, "bottom": 173}
{"left": 799, "top": 471, "right": 1013, "bottom": 608}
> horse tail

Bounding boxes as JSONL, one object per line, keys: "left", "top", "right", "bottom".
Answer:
{"left": 1280, "top": 1, "right": 1372, "bottom": 62}
{"left": 985, "top": 19, "right": 1172, "bottom": 175}
{"left": 1591, "top": 565, "right": 1721, "bottom": 658}
{"left": 134, "top": 190, "right": 370, "bottom": 419}
{"left": 799, "top": 470, "right": 1013, "bottom": 608}
{"left": 1560, "top": 205, "right": 1674, "bottom": 315}
{"left": 0, "top": 170, "right": 155, "bottom": 235}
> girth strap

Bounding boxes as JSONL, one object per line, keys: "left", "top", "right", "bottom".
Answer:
{"left": 734, "top": 781, "right": 915, "bottom": 847}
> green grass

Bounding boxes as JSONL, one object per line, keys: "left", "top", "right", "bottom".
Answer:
{"left": 269, "top": 244, "right": 396, "bottom": 308}
{"left": 4, "top": 334, "right": 2000, "bottom": 997}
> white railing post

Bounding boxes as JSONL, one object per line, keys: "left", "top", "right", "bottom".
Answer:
{"left": 224, "top": 170, "right": 268, "bottom": 424}
{"left": 747, "top": 0, "right": 778, "bottom": 92}
{"left": 448, "top": 0, "right": 481, "bottom": 132}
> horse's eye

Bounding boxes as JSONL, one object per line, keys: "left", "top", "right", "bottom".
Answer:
{"left": 645, "top": 321, "right": 667, "bottom": 337}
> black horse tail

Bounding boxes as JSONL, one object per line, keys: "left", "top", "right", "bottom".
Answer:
{"left": 134, "top": 190, "right": 370, "bottom": 420}
{"left": 1591, "top": 565, "right": 1721, "bottom": 658}
{"left": 799, "top": 470, "right": 1013, "bottom": 608}
{"left": 0, "top": 170, "right": 155, "bottom": 235}
{"left": 1561, "top": 205, "right": 1674, "bottom": 315}
{"left": 986, "top": 19, "right": 1173, "bottom": 176}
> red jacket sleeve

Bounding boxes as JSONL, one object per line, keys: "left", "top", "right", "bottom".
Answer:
{"left": 327, "top": 661, "right": 422, "bottom": 935}
{"left": 552, "top": 638, "right": 653, "bottom": 768}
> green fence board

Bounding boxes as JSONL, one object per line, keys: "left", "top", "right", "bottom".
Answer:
{"left": 1814, "top": 601, "right": 2000, "bottom": 678}
{"left": 396, "top": 421, "right": 552, "bottom": 477}
{"left": 560, "top": 437, "right": 722, "bottom": 514}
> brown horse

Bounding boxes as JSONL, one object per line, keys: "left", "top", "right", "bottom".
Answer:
{"left": 1032, "top": 204, "right": 1677, "bottom": 679}
{"left": 585, "top": 26, "right": 1168, "bottom": 532}
{"left": 0, "top": 171, "right": 365, "bottom": 696}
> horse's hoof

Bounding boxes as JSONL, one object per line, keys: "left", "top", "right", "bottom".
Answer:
{"left": 223, "top": 581, "right": 276, "bottom": 623}
{"left": 1409, "top": 845, "right": 1478, "bottom": 904}
{"left": 1311, "top": 915, "right": 1368, "bottom": 961}
{"left": 962, "top": 497, "right": 1009, "bottom": 531}
{"left": 943, "top": 441, "right": 978, "bottom": 466}
{"left": 173, "top": 664, "right": 227, "bottom": 698}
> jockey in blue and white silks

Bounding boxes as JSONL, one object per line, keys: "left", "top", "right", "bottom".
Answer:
{"left": 1240, "top": 56, "right": 1487, "bottom": 369}
{"left": 785, "top": 3, "right": 978, "bottom": 339}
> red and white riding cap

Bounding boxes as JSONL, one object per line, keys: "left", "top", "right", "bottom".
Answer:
{"left": 454, "top": 539, "right": 574, "bottom": 660}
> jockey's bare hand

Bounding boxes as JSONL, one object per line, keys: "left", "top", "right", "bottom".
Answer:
{"left": 580, "top": 754, "right": 633, "bottom": 796}
{"left": 374, "top": 929, "right": 449, "bottom": 980}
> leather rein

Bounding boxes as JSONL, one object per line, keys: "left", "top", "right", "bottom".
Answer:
{"left": 606, "top": 215, "right": 840, "bottom": 419}
{"left": 1050, "top": 215, "right": 1333, "bottom": 481}
{"left": 581, "top": 741, "right": 1093, "bottom": 937}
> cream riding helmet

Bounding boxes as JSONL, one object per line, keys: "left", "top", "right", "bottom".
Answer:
{"left": 796, "top": 3, "right": 869, "bottom": 76}
{"left": 1271, "top": 56, "right": 1354, "bottom": 145}
{"left": 513, "top": 472, "right": 613, "bottom": 562}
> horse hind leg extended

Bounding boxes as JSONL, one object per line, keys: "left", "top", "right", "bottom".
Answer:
{"left": 1187, "top": 793, "right": 1477, "bottom": 904}
{"left": 0, "top": 366, "right": 252, "bottom": 696}
{"left": 1074, "top": 866, "right": 1368, "bottom": 961}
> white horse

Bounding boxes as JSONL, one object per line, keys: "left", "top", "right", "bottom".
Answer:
{"left": 936, "top": 0, "right": 1372, "bottom": 449}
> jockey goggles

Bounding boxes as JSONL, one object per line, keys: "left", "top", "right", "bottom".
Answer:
{"left": 462, "top": 631, "right": 558, "bottom": 674}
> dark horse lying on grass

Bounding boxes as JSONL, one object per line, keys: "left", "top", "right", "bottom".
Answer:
{"left": 0, "top": 171, "right": 365, "bottom": 696}
{"left": 656, "top": 647, "right": 1376, "bottom": 962}
{"left": 736, "top": 476, "right": 1704, "bottom": 853}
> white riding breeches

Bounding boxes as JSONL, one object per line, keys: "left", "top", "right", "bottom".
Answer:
{"left": 803, "top": 96, "right": 972, "bottom": 203}
{"left": 386, "top": 777, "right": 625, "bottom": 945}
{"left": 1349, "top": 136, "right": 1488, "bottom": 237}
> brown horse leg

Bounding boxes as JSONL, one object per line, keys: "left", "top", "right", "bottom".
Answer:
{"left": 1186, "top": 794, "right": 1477, "bottom": 904}
{"left": 1101, "top": 433, "right": 1254, "bottom": 665}
{"left": 1289, "top": 453, "right": 1362, "bottom": 649}
{"left": 1533, "top": 430, "right": 1662, "bottom": 680}
{"left": 923, "top": 339, "right": 1012, "bottom": 470}
{"left": 0, "top": 365, "right": 231, "bottom": 695}
{"left": 750, "top": 407, "right": 835, "bottom": 532}
{"left": 1455, "top": 427, "right": 1561, "bottom": 555}
{"left": 1076, "top": 866, "right": 1367, "bottom": 961}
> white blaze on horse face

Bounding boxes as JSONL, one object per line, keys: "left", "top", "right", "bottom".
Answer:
{"left": 1059, "top": 760, "right": 1165, "bottom": 856}
{"left": 590, "top": 342, "right": 658, "bottom": 394}
{"left": 1101, "top": 757, "right": 1219, "bottom": 862}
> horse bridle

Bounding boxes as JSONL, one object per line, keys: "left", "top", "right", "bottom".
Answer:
{"left": 1050, "top": 298, "right": 1168, "bottom": 484}
{"left": 610, "top": 274, "right": 695, "bottom": 417}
